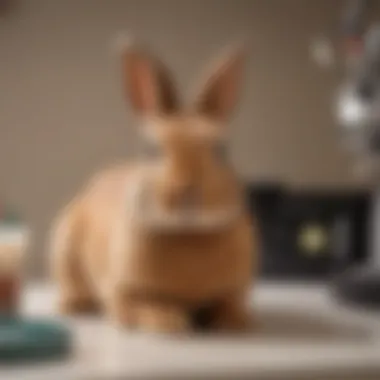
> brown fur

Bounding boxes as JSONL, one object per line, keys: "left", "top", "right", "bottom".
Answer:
{"left": 50, "top": 40, "right": 259, "bottom": 333}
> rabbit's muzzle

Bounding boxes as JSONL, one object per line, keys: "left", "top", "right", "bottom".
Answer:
{"left": 132, "top": 173, "right": 242, "bottom": 232}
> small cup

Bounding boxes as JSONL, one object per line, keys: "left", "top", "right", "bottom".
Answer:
{"left": 0, "top": 224, "right": 29, "bottom": 317}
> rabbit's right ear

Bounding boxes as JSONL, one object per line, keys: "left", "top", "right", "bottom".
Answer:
{"left": 120, "top": 40, "right": 180, "bottom": 117}
{"left": 191, "top": 43, "right": 246, "bottom": 123}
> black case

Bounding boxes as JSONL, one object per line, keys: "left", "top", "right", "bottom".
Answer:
{"left": 246, "top": 183, "right": 370, "bottom": 280}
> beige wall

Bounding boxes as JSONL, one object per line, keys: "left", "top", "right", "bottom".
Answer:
{"left": 0, "top": 0, "right": 357, "bottom": 278}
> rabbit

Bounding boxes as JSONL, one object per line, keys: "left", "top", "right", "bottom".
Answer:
{"left": 49, "top": 38, "right": 259, "bottom": 334}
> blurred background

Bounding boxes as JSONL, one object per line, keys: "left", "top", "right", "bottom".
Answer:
{"left": 0, "top": 0, "right": 376, "bottom": 279}
{"left": 3, "top": 0, "right": 380, "bottom": 377}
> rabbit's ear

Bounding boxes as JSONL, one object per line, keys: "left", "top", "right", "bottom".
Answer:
{"left": 192, "top": 43, "right": 246, "bottom": 122}
{"left": 120, "top": 40, "right": 180, "bottom": 116}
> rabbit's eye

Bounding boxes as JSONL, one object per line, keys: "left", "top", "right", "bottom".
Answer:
{"left": 214, "top": 143, "right": 228, "bottom": 161}
{"left": 141, "top": 141, "right": 162, "bottom": 159}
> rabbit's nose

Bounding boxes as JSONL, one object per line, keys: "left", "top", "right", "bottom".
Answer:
{"left": 175, "top": 185, "right": 198, "bottom": 211}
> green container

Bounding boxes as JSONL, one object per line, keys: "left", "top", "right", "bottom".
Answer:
{"left": 0, "top": 317, "right": 72, "bottom": 364}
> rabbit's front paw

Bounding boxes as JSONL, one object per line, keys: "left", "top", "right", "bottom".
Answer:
{"left": 105, "top": 296, "right": 135, "bottom": 329}
{"left": 136, "top": 304, "right": 190, "bottom": 334}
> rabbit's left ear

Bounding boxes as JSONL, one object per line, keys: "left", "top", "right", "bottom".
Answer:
{"left": 119, "top": 38, "right": 180, "bottom": 117}
{"left": 191, "top": 43, "right": 246, "bottom": 122}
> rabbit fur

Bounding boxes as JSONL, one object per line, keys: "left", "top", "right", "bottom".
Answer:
{"left": 49, "top": 39, "right": 259, "bottom": 333}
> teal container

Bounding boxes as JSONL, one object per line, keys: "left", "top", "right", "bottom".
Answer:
{"left": 0, "top": 317, "right": 72, "bottom": 364}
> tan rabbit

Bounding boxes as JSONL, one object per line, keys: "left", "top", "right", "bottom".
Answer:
{"left": 49, "top": 39, "right": 259, "bottom": 333}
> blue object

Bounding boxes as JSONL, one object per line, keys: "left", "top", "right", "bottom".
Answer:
{"left": 0, "top": 317, "right": 72, "bottom": 364}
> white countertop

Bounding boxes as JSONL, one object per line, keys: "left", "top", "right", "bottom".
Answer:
{"left": 2, "top": 282, "right": 380, "bottom": 380}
